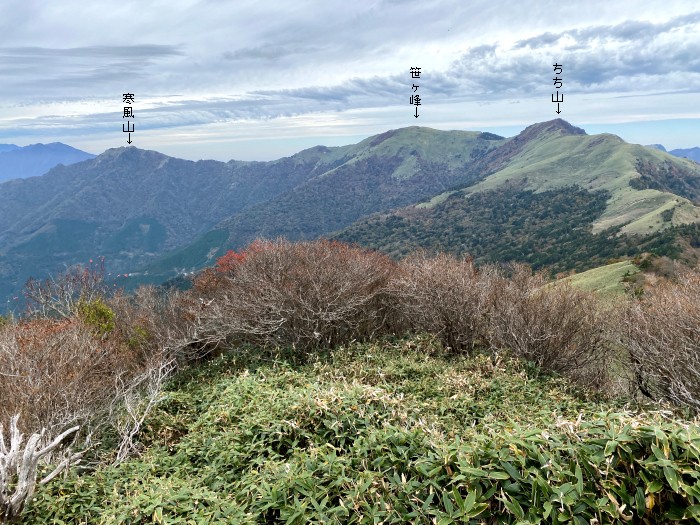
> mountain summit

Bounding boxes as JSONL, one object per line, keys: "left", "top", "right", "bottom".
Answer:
{"left": 518, "top": 118, "right": 587, "bottom": 139}
{"left": 335, "top": 120, "right": 700, "bottom": 270}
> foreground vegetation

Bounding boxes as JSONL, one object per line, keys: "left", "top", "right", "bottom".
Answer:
{"left": 3, "top": 239, "right": 700, "bottom": 522}
{"left": 21, "top": 339, "right": 700, "bottom": 523}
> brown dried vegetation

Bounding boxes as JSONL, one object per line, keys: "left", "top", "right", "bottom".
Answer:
{"left": 624, "top": 269, "right": 700, "bottom": 411}
{"left": 0, "top": 318, "right": 133, "bottom": 434}
{"left": 187, "top": 239, "right": 398, "bottom": 353}
{"left": 387, "top": 253, "right": 489, "bottom": 352}
{"left": 486, "top": 264, "right": 612, "bottom": 390}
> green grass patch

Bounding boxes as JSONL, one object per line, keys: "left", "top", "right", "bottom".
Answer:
{"left": 467, "top": 133, "right": 700, "bottom": 235}
{"left": 564, "top": 260, "right": 640, "bottom": 297}
{"left": 23, "top": 337, "right": 700, "bottom": 524}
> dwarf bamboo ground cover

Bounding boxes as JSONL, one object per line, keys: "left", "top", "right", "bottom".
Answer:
{"left": 22, "top": 337, "right": 700, "bottom": 524}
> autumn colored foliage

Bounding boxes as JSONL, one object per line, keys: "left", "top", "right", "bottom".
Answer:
{"left": 214, "top": 240, "right": 265, "bottom": 273}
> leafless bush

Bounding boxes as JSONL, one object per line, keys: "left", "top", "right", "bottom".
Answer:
{"left": 623, "top": 269, "right": 700, "bottom": 412}
{"left": 0, "top": 296, "right": 178, "bottom": 471}
{"left": 188, "top": 239, "right": 396, "bottom": 353}
{"left": 388, "top": 253, "right": 491, "bottom": 353}
{"left": 0, "top": 272, "right": 181, "bottom": 517}
{"left": 1, "top": 415, "right": 83, "bottom": 523}
{"left": 0, "top": 318, "right": 138, "bottom": 434}
{"left": 486, "top": 264, "right": 611, "bottom": 389}
{"left": 23, "top": 260, "right": 106, "bottom": 319}
{"left": 108, "top": 286, "right": 189, "bottom": 362}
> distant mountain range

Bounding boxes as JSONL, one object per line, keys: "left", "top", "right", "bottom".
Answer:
{"left": 0, "top": 142, "right": 95, "bottom": 182}
{"left": 646, "top": 144, "right": 700, "bottom": 163}
{"left": 669, "top": 147, "right": 700, "bottom": 162}
{"left": 2, "top": 120, "right": 700, "bottom": 307}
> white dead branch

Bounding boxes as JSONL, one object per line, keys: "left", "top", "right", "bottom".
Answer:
{"left": 0, "top": 415, "right": 83, "bottom": 523}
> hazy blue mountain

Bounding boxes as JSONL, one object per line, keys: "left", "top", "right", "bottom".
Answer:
{"left": 646, "top": 144, "right": 667, "bottom": 152}
{"left": 0, "top": 142, "right": 95, "bottom": 182}
{"left": 670, "top": 147, "right": 700, "bottom": 162}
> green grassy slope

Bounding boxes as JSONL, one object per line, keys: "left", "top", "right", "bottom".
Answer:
{"left": 416, "top": 122, "right": 700, "bottom": 237}
{"left": 564, "top": 260, "right": 640, "bottom": 296}
{"left": 465, "top": 130, "right": 700, "bottom": 235}
{"left": 333, "top": 120, "right": 700, "bottom": 274}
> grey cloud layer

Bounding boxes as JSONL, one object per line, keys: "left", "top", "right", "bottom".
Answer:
{"left": 0, "top": 45, "right": 184, "bottom": 100}
{"left": 1, "top": 1, "right": 698, "bottom": 146}
{"left": 212, "top": 11, "right": 700, "bottom": 121}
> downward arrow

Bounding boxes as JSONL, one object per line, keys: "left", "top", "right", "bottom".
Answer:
{"left": 127, "top": 133, "right": 132, "bottom": 144}
{"left": 414, "top": 107, "right": 419, "bottom": 118}
{"left": 555, "top": 103, "right": 561, "bottom": 115}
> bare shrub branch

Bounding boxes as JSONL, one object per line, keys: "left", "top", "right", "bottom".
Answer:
{"left": 387, "top": 252, "right": 490, "bottom": 353}
{"left": 23, "top": 260, "right": 106, "bottom": 319}
{"left": 110, "top": 357, "right": 176, "bottom": 464}
{"left": 1, "top": 415, "right": 83, "bottom": 523}
{"left": 186, "top": 239, "right": 397, "bottom": 355}
{"left": 623, "top": 269, "right": 700, "bottom": 412}
{"left": 0, "top": 318, "right": 131, "bottom": 434}
{"left": 486, "top": 264, "right": 611, "bottom": 389}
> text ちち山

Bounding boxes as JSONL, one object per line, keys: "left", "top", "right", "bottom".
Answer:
{"left": 552, "top": 63, "right": 563, "bottom": 115}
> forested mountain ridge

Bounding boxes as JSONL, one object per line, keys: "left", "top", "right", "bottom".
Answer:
{"left": 3, "top": 119, "right": 700, "bottom": 304}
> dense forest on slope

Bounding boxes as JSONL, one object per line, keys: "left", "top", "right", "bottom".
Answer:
{"left": 335, "top": 184, "right": 697, "bottom": 273}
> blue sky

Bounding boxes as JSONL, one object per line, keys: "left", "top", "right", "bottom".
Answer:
{"left": 1, "top": 0, "right": 699, "bottom": 160}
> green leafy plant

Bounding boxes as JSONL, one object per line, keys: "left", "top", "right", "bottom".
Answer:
{"left": 22, "top": 339, "right": 700, "bottom": 524}
{"left": 77, "top": 299, "right": 115, "bottom": 337}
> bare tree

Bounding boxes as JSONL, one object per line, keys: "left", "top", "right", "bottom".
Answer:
{"left": 0, "top": 318, "right": 129, "bottom": 434}
{"left": 23, "top": 260, "right": 106, "bottom": 319}
{"left": 108, "top": 286, "right": 190, "bottom": 363}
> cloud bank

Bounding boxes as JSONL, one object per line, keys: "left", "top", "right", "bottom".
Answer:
{"left": 0, "top": 0, "right": 698, "bottom": 159}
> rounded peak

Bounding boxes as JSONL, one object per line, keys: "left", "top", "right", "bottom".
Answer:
{"left": 520, "top": 119, "right": 587, "bottom": 138}
{"left": 92, "top": 146, "right": 171, "bottom": 166}
{"left": 99, "top": 145, "right": 166, "bottom": 158}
